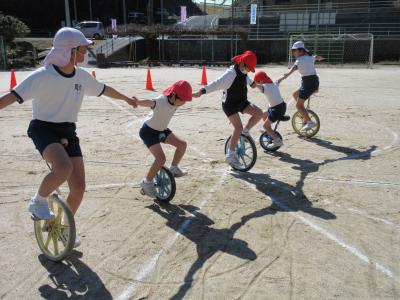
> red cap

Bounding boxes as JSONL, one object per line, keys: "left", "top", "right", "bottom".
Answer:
{"left": 163, "top": 80, "right": 192, "bottom": 101}
{"left": 254, "top": 71, "right": 273, "bottom": 84}
{"left": 232, "top": 50, "right": 257, "bottom": 72}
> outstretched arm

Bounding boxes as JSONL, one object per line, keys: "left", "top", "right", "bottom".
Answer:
{"left": 193, "top": 68, "right": 235, "bottom": 98}
{"left": 0, "top": 93, "right": 18, "bottom": 110}
{"left": 102, "top": 85, "right": 137, "bottom": 108}
{"left": 136, "top": 99, "right": 155, "bottom": 108}
{"left": 281, "top": 65, "right": 298, "bottom": 81}
{"left": 314, "top": 55, "right": 325, "bottom": 62}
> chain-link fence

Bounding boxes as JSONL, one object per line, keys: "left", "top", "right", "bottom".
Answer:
{"left": 0, "top": 36, "right": 7, "bottom": 70}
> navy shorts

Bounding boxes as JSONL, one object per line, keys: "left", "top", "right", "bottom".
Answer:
{"left": 299, "top": 75, "right": 319, "bottom": 100}
{"left": 267, "top": 102, "right": 287, "bottom": 123}
{"left": 27, "top": 119, "right": 82, "bottom": 157}
{"left": 222, "top": 100, "right": 250, "bottom": 117}
{"left": 139, "top": 123, "right": 172, "bottom": 148}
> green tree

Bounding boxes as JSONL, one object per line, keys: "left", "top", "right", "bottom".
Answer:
{"left": 0, "top": 12, "right": 30, "bottom": 44}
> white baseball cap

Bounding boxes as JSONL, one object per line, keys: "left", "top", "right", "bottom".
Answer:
{"left": 44, "top": 27, "right": 93, "bottom": 67}
{"left": 291, "top": 41, "right": 309, "bottom": 52}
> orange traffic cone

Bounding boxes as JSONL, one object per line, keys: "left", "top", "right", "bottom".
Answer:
{"left": 146, "top": 68, "right": 154, "bottom": 90}
{"left": 10, "top": 69, "right": 17, "bottom": 89}
{"left": 92, "top": 70, "right": 96, "bottom": 78}
{"left": 200, "top": 65, "right": 208, "bottom": 85}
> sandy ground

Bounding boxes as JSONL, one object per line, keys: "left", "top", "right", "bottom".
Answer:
{"left": 0, "top": 65, "right": 399, "bottom": 299}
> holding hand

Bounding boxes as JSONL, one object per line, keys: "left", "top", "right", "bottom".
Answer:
{"left": 315, "top": 55, "right": 325, "bottom": 62}
{"left": 126, "top": 96, "right": 138, "bottom": 108}
{"left": 192, "top": 90, "right": 202, "bottom": 98}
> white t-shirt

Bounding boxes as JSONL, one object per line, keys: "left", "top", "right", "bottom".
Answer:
{"left": 294, "top": 55, "right": 317, "bottom": 76}
{"left": 262, "top": 81, "right": 284, "bottom": 107}
{"left": 12, "top": 65, "right": 105, "bottom": 123}
{"left": 144, "top": 95, "right": 176, "bottom": 131}
{"left": 204, "top": 65, "right": 253, "bottom": 102}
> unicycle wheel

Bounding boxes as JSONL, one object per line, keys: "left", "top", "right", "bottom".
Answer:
{"left": 154, "top": 167, "right": 176, "bottom": 202}
{"left": 224, "top": 134, "right": 257, "bottom": 172}
{"left": 292, "top": 109, "right": 320, "bottom": 138}
{"left": 259, "top": 131, "right": 283, "bottom": 152}
{"left": 33, "top": 194, "right": 75, "bottom": 262}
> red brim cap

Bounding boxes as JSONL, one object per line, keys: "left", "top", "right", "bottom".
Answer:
{"left": 232, "top": 50, "right": 257, "bottom": 72}
{"left": 254, "top": 71, "right": 273, "bottom": 84}
{"left": 163, "top": 80, "right": 192, "bottom": 101}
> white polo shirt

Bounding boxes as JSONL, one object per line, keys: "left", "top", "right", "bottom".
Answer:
{"left": 262, "top": 81, "right": 284, "bottom": 107}
{"left": 294, "top": 55, "right": 317, "bottom": 76}
{"left": 12, "top": 65, "right": 105, "bottom": 123}
{"left": 144, "top": 95, "right": 176, "bottom": 131}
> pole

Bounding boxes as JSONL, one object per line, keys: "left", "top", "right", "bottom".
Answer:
{"left": 314, "top": 0, "right": 321, "bottom": 53}
{"left": 161, "top": 0, "right": 164, "bottom": 61}
{"left": 231, "top": 0, "right": 234, "bottom": 58}
{"left": 64, "top": 0, "right": 71, "bottom": 27}
{"left": 122, "top": 0, "right": 127, "bottom": 28}
{"left": 73, "top": 0, "right": 78, "bottom": 24}
{"left": 89, "top": 0, "right": 93, "bottom": 20}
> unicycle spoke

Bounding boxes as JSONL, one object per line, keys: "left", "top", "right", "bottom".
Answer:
{"left": 52, "top": 234, "right": 59, "bottom": 255}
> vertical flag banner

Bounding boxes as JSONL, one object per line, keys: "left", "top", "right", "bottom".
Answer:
{"left": 250, "top": 4, "right": 257, "bottom": 25}
{"left": 111, "top": 18, "right": 117, "bottom": 31}
{"left": 181, "top": 6, "right": 187, "bottom": 23}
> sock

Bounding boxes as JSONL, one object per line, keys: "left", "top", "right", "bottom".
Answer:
{"left": 243, "top": 128, "right": 249, "bottom": 134}
{"left": 171, "top": 165, "right": 177, "bottom": 168}
{"left": 33, "top": 193, "right": 47, "bottom": 203}
{"left": 144, "top": 178, "right": 152, "bottom": 184}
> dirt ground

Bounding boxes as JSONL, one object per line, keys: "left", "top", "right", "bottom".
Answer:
{"left": 0, "top": 65, "right": 399, "bottom": 299}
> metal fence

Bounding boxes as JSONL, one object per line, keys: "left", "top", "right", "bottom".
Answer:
{"left": 0, "top": 36, "right": 6, "bottom": 70}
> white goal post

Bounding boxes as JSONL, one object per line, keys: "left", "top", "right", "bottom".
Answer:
{"left": 288, "top": 33, "right": 374, "bottom": 68}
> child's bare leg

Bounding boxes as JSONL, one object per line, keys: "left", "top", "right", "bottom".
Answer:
{"left": 295, "top": 97, "right": 311, "bottom": 123}
{"left": 165, "top": 133, "right": 187, "bottom": 166}
{"left": 228, "top": 113, "right": 243, "bottom": 152}
{"left": 146, "top": 144, "right": 166, "bottom": 181}
{"left": 242, "top": 104, "right": 263, "bottom": 131}
{"left": 262, "top": 111, "right": 268, "bottom": 121}
{"left": 263, "top": 119, "right": 278, "bottom": 140}
{"left": 39, "top": 144, "right": 73, "bottom": 197}
{"left": 66, "top": 157, "right": 85, "bottom": 215}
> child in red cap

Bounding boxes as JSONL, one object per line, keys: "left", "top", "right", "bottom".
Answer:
{"left": 134, "top": 80, "right": 192, "bottom": 198}
{"left": 193, "top": 50, "right": 263, "bottom": 169}
{"left": 254, "top": 71, "right": 286, "bottom": 149}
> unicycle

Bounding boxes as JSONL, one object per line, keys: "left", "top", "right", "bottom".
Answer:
{"left": 140, "top": 166, "right": 176, "bottom": 202}
{"left": 32, "top": 138, "right": 76, "bottom": 261}
{"left": 259, "top": 115, "right": 290, "bottom": 152}
{"left": 224, "top": 134, "right": 257, "bottom": 172}
{"left": 291, "top": 97, "right": 320, "bottom": 138}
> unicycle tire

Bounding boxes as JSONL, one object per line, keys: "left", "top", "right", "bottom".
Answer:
{"left": 154, "top": 166, "right": 176, "bottom": 203}
{"left": 259, "top": 131, "right": 283, "bottom": 152}
{"left": 224, "top": 134, "right": 257, "bottom": 172}
{"left": 292, "top": 109, "right": 320, "bottom": 138}
{"left": 33, "top": 194, "right": 75, "bottom": 262}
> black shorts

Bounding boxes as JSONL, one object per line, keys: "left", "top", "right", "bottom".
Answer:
{"left": 299, "top": 75, "right": 319, "bottom": 100}
{"left": 139, "top": 123, "right": 172, "bottom": 148}
{"left": 222, "top": 100, "right": 250, "bottom": 117}
{"left": 27, "top": 119, "right": 82, "bottom": 157}
{"left": 267, "top": 102, "right": 287, "bottom": 123}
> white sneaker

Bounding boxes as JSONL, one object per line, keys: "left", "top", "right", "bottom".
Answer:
{"left": 267, "top": 138, "right": 283, "bottom": 149}
{"left": 74, "top": 235, "right": 81, "bottom": 248}
{"left": 225, "top": 152, "right": 243, "bottom": 169}
{"left": 140, "top": 180, "right": 157, "bottom": 198}
{"left": 28, "top": 197, "right": 55, "bottom": 220}
{"left": 169, "top": 166, "right": 187, "bottom": 177}
{"left": 242, "top": 128, "right": 251, "bottom": 137}
{"left": 301, "top": 121, "right": 316, "bottom": 131}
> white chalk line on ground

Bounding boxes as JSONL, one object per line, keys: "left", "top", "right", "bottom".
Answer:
{"left": 321, "top": 199, "right": 400, "bottom": 232}
{"left": 241, "top": 179, "right": 400, "bottom": 284}
{"left": 116, "top": 171, "right": 229, "bottom": 300}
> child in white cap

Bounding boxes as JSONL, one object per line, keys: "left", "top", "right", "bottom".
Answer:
{"left": 134, "top": 80, "right": 192, "bottom": 198}
{"left": 280, "top": 41, "right": 324, "bottom": 131}
{"left": 0, "top": 27, "right": 137, "bottom": 247}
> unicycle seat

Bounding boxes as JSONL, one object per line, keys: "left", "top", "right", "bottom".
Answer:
{"left": 278, "top": 115, "right": 290, "bottom": 122}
